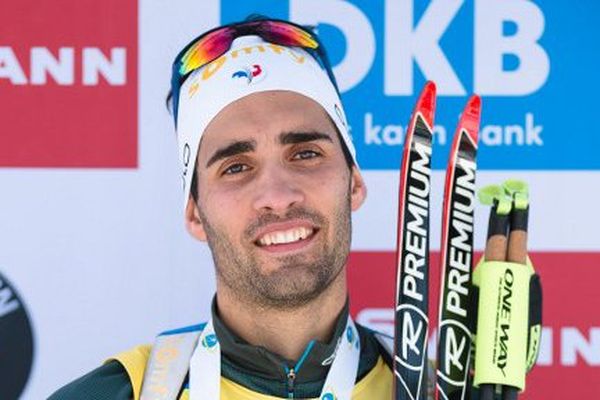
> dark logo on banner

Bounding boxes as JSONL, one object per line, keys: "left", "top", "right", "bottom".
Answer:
{"left": 0, "top": 271, "right": 34, "bottom": 399}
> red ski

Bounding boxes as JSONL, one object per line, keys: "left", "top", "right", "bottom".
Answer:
{"left": 435, "top": 95, "right": 481, "bottom": 400}
{"left": 393, "top": 81, "right": 437, "bottom": 400}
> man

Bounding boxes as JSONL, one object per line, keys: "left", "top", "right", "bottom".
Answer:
{"left": 50, "top": 15, "right": 400, "bottom": 400}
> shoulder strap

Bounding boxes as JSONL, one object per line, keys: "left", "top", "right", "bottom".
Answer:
{"left": 138, "top": 323, "right": 206, "bottom": 400}
{"left": 107, "top": 345, "right": 152, "bottom": 400}
{"left": 373, "top": 331, "right": 393, "bottom": 355}
{"left": 371, "top": 330, "right": 394, "bottom": 369}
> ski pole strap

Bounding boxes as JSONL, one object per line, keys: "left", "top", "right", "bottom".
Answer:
{"left": 473, "top": 260, "right": 534, "bottom": 392}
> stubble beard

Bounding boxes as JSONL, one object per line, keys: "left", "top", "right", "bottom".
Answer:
{"left": 198, "top": 193, "right": 352, "bottom": 311}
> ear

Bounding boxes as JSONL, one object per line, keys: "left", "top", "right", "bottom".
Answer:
{"left": 185, "top": 197, "right": 208, "bottom": 242}
{"left": 349, "top": 166, "right": 367, "bottom": 211}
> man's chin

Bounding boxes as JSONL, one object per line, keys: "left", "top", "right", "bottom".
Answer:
{"left": 248, "top": 264, "right": 340, "bottom": 308}
{"left": 253, "top": 283, "right": 329, "bottom": 309}
{"left": 254, "top": 252, "right": 320, "bottom": 273}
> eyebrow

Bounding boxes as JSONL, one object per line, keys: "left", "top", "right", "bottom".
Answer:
{"left": 206, "top": 140, "right": 256, "bottom": 168}
{"left": 279, "top": 131, "right": 334, "bottom": 145}
{"left": 205, "top": 131, "right": 334, "bottom": 168}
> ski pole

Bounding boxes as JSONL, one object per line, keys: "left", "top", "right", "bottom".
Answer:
{"left": 502, "top": 180, "right": 529, "bottom": 400}
{"left": 476, "top": 185, "right": 511, "bottom": 400}
{"left": 504, "top": 180, "right": 543, "bottom": 378}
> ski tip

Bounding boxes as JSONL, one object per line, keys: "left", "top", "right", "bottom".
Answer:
{"left": 414, "top": 81, "right": 437, "bottom": 127}
{"left": 467, "top": 94, "right": 481, "bottom": 114}
{"left": 457, "top": 94, "right": 482, "bottom": 146}
{"left": 466, "top": 95, "right": 481, "bottom": 119}
{"left": 423, "top": 80, "right": 437, "bottom": 96}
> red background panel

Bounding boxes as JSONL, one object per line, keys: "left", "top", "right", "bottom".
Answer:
{"left": 348, "top": 251, "right": 600, "bottom": 399}
{"left": 0, "top": 0, "right": 137, "bottom": 167}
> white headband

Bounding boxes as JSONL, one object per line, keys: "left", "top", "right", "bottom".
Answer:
{"left": 176, "top": 35, "right": 357, "bottom": 211}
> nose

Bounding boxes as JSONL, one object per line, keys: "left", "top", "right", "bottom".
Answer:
{"left": 251, "top": 164, "right": 305, "bottom": 214}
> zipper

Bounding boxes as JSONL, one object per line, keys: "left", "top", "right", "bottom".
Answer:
{"left": 286, "top": 368, "right": 296, "bottom": 398}
{"left": 284, "top": 340, "right": 315, "bottom": 398}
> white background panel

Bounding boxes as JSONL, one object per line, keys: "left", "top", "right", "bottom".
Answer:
{"left": 354, "top": 171, "right": 600, "bottom": 251}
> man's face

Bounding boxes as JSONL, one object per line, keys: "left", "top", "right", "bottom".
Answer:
{"left": 186, "top": 90, "right": 366, "bottom": 309}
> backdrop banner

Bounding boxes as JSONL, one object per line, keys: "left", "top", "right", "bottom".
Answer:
{"left": 0, "top": 1, "right": 598, "bottom": 399}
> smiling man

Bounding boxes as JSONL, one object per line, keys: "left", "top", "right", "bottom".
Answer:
{"left": 49, "top": 16, "right": 398, "bottom": 400}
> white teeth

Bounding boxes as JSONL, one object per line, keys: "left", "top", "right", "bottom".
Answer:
{"left": 301, "top": 228, "right": 313, "bottom": 240}
{"left": 298, "top": 228, "right": 306, "bottom": 240}
{"left": 276, "top": 232, "right": 286, "bottom": 244}
{"left": 258, "top": 227, "right": 314, "bottom": 246}
{"left": 285, "top": 231, "right": 294, "bottom": 243}
{"left": 263, "top": 235, "right": 272, "bottom": 246}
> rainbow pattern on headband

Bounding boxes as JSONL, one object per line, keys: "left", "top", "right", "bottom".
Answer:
{"left": 177, "top": 21, "right": 319, "bottom": 77}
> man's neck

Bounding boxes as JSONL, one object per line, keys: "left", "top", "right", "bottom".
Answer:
{"left": 215, "top": 273, "right": 347, "bottom": 362}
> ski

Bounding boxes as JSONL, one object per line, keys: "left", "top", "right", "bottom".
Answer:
{"left": 435, "top": 96, "right": 481, "bottom": 400}
{"left": 393, "top": 81, "right": 436, "bottom": 400}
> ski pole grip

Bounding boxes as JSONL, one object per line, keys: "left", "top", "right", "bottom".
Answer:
{"left": 473, "top": 260, "right": 532, "bottom": 391}
{"left": 526, "top": 273, "right": 543, "bottom": 372}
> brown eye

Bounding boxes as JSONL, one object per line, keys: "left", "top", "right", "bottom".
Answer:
{"left": 292, "top": 150, "right": 321, "bottom": 160}
{"left": 223, "top": 163, "right": 249, "bottom": 175}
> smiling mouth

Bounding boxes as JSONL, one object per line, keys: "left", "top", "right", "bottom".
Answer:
{"left": 255, "top": 226, "right": 318, "bottom": 247}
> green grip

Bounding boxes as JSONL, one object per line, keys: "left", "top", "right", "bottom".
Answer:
{"left": 503, "top": 179, "right": 529, "bottom": 210}
{"left": 478, "top": 184, "right": 512, "bottom": 215}
{"left": 473, "top": 261, "right": 532, "bottom": 391}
